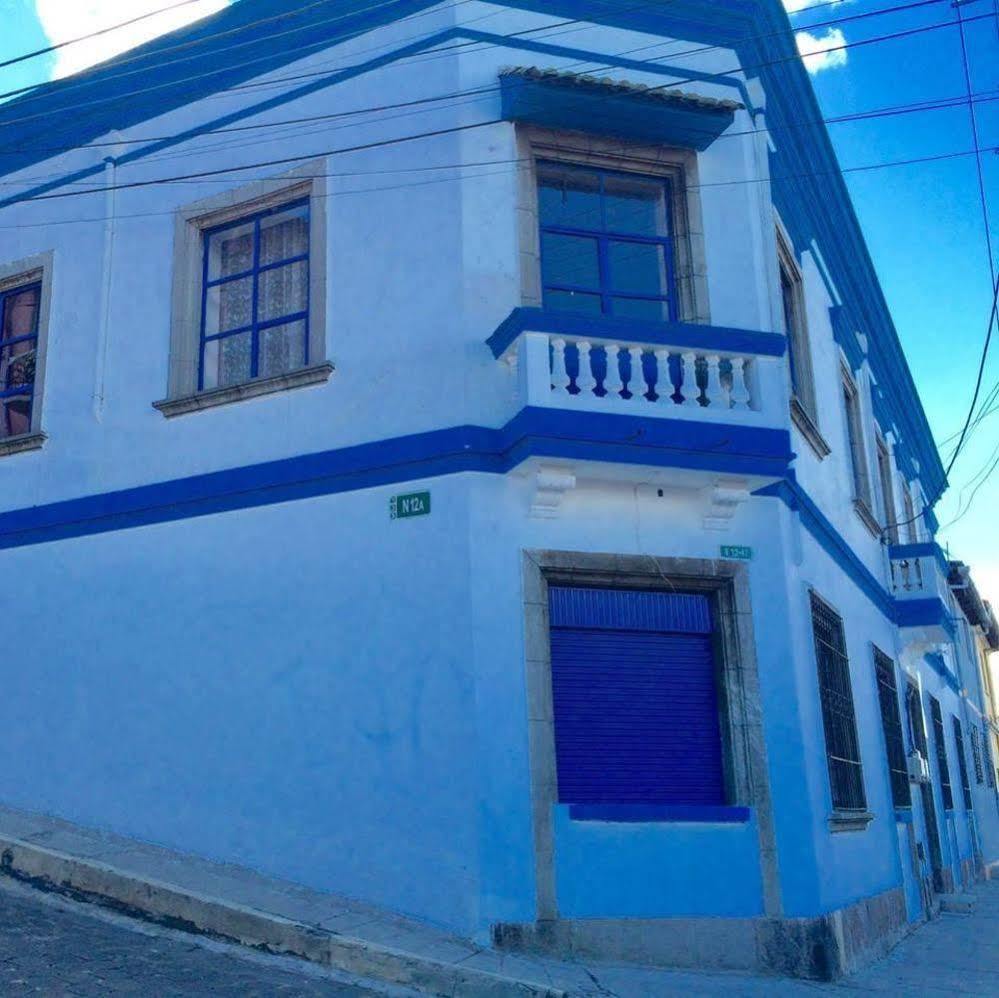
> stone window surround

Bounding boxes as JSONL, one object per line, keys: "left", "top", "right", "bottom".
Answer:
{"left": 840, "top": 361, "right": 880, "bottom": 538}
{"left": 514, "top": 125, "right": 710, "bottom": 325}
{"left": 775, "top": 219, "right": 829, "bottom": 460}
{"left": 521, "top": 549, "right": 781, "bottom": 923}
{"left": 156, "top": 159, "right": 331, "bottom": 417}
{"left": 0, "top": 251, "right": 55, "bottom": 457}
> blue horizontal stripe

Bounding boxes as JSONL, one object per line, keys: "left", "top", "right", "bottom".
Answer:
{"left": 0, "top": 407, "right": 792, "bottom": 550}
{"left": 567, "top": 804, "right": 751, "bottom": 824}
{"left": 487, "top": 307, "right": 787, "bottom": 359}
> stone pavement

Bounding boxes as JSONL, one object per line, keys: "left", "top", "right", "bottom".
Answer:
{"left": 2, "top": 872, "right": 999, "bottom": 996}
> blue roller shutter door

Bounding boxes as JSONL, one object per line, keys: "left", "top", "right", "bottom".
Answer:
{"left": 548, "top": 586, "right": 725, "bottom": 806}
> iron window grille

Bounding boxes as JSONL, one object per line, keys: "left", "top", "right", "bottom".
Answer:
{"left": 537, "top": 161, "right": 678, "bottom": 322}
{"left": 0, "top": 281, "right": 41, "bottom": 440}
{"left": 810, "top": 593, "right": 867, "bottom": 812}
{"left": 985, "top": 728, "right": 997, "bottom": 789}
{"left": 953, "top": 717, "right": 973, "bottom": 811}
{"left": 873, "top": 647, "right": 910, "bottom": 807}
{"left": 929, "top": 696, "right": 954, "bottom": 810}
{"left": 199, "top": 199, "right": 310, "bottom": 392}
{"left": 906, "top": 681, "right": 928, "bottom": 757}
{"left": 971, "top": 723, "right": 985, "bottom": 784}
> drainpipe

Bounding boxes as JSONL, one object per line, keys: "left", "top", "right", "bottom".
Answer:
{"left": 93, "top": 143, "right": 119, "bottom": 421}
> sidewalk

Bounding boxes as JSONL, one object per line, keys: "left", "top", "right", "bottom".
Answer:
{"left": 0, "top": 802, "right": 994, "bottom": 996}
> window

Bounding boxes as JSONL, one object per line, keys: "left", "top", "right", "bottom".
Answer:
{"left": 874, "top": 647, "right": 910, "bottom": 807}
{"left": 199, "top": 200, "right": 310, "bottom": 391}
{"left": 810, "top": 593, "right": 866, "bottom": 812}
{"left": 842, "top": 368, "right": 874, "bottom": 520}
{"left": 777, "top": 230, "right": 818, "bottom": 428}
{"left": 876, "top": 436, "right": 899, "bottom": 543}
{"left": 537, "top": 162, "right": 677, "bottom": 321}
{"left": 0, "top": 281, "right": 41, "bottom": 440}
{"left": 985, "top": 728, "right": 997, "bottom": 789}
{"left": 160, "top": 168, "right": 329, "bottom": 416}
{"left": 953, "top": 717, "right": 973, "bottom": 810}
{"left": 548, "top": 586, "right": 726, "bottom": 806}
{"left": 929, "top": 696, "right": 954, "bottom": 810}
{"left": 971, "top": 724, "right": 985, "bottom": 784}
{"left": 901, "top": 481, "right": 918, "bottom": 543}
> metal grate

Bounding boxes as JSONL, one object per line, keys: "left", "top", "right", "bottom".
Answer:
{"left": 930, "top": 697, "right": 954, "bottom": 811}
{"left": 971, "top": 724, "right": 985, "bottom": 784}
{"left": 874, "top": 648, "right": 910, "bottom": 807}
{"left": 810, "top": 593, "right": 866, "bottom": 812}
{"left": 985, "top": 729, "right": 997, "bottom": 789}
{"left": 953, "top": 717, "right": 973, "bottom": 811}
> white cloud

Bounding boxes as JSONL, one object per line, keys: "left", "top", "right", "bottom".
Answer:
{"left": 783, "top": 0, "right": 843, "bottom": 12}
{"left": 795, "top": 27, "right": 849, "bottom": 74}
{"left": 36, "top": 0, "right": 231, "bottom": 79}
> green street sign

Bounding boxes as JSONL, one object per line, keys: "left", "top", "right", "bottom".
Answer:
{"left": 390, "top": 491, "right": 431, "bottom": 520}
{"left": 720, "top": 545, "right": 753, "bottom": 561}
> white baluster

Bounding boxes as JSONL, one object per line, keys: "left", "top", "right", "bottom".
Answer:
{"left": 704, "top": 354, "right": 726, "bottom": 408}
{"left": 729, "top": 356, "right": 752, "bottom": 410}
{"left": 680, "top": 352, "right": 700, "bottom": 407}
{"left": 550, "top": 338, "right": 570, "bottom": 395}
{"left": 629, "top": 347, "right": 645, "bottom": 403}
{"left": 576, "top": 340, "right": 597, "bottom": 396}
{"left": 603, "top": 343, "right": 623, "bottom": 398}
{"left": 654, "top": 349, "right": 672, "bottom": 406}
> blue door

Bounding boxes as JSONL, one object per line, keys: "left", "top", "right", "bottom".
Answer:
{"left": 548, "top": 586, "right": 725, "bottom": 806}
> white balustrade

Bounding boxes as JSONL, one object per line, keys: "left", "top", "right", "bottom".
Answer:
{"left": 516, "top": 332, "right": 765, "bottom": 415}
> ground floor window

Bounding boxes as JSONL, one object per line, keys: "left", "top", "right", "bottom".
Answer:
{"left": 809, "top": 592, "right": 866, "bottom": 812}
{"left": 953, "top": 717, "right": 973, "bottom": 811}
{"left": 873, "top": 647, "right": 910, "bottom": 807}
{"left": 548, "top": 586, "right": 725, "bottom": 805}
{"left": 930, "top": 696, "right": 954, "bottom": 811}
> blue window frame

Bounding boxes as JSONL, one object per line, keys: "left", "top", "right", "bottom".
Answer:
{"left": 537, "top": 161, "right": 678, "bottom": 321}
{"left": 0, "top": 281, "right": 41, "bottom": 439}
{"left": 199, "top": 199, "right": 310, "bottom": 391}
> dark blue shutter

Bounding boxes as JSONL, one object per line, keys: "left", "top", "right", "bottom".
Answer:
{"left": 548, "top": 586, "right": 725, "bottom": 806}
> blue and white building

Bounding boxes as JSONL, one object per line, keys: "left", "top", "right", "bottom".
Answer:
{"left": 0, "top": 0, "right": 997, "bottom": 980}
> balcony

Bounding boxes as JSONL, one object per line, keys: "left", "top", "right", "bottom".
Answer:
{"left": 489, "top": 309, "right": 788, "bottom": 424}
{"left": 889, "top": 542, "right": 955, "bottom": 646}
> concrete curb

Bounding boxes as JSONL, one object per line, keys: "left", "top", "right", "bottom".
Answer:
{"left": 0, "top": 835, "right": 566, "bottom": 998}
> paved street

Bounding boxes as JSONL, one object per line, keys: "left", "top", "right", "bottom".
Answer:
{"left": 1, "top": 872, "right": 999, "bottom": 996}
{"left": 0, "top": 879, "right": 394, "bottom": 997}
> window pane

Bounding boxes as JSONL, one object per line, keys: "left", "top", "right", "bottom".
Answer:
{"left": 202, "top": 331, "right": 252, "bottom": 390}
{"left": 541, "top": 232, "right": 600, "bottom": 289}
{"left": 609, "top": 241, "right": 667, "bottom": 296}
{"left": 258, "top": 261, "right": 308, "bottom": 323}
{"left": 538, "top": 163, "right": 602, "bottom": 231}
{"left": 603, "top": 173, "right": 667, "bottom": 236}
{"left": 204, "top": 277, "right": 253, "bottom": 336}
{"left": 259, "top": 320, "right": 307, "bottom": 379}
{"left": 611, "top": 297, "right": 668, "bottom": 321}
{"left": 259, "top": 205, "right": 309, "bottom": 265}
{"left": 207, "top": 221, "right": 255, "bottom": 281}
{"left": 0, "top": 395, "right": 31, "bottom": 439}
{"left": 543, "top": 289, "right": 602, "bottom": 315}
{"left": 1, "top": 286, "right": 40, "bottom": 341}
{"left": 2, "top": 342, "right": 35, "bottom": 392}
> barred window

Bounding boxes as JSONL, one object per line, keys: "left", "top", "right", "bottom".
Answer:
{"left": 984, "top": 727, "right": 996, "bottom": 789}
{"left": 810, "top": 593, "right": 866, "bottom": 811}
{"left": 874, "top": 648, "right": 910, "bottom": 807}
{"left": 953, "top": 717, "right": 973, "bottom": 811}
{"left": 906, "top": 681, "right": 928, "bottom": 757}
{"left": 930, "top": 697, "right": 954, "bottom": 810}
{"left": 971, "top": 724, "right": 984, "bottom": 784}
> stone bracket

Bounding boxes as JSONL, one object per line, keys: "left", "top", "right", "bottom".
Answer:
{"left": 530, "top": 466, "right": 577, "bottom": 519}
{"left": 702, "top": 478, "right": 751, "bottom": 531}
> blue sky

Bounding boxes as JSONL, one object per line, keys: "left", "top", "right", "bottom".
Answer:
{"left": 1, "top": 0, "right": 998, "bottom": 595}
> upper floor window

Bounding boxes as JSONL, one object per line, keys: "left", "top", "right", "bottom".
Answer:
{"left": 537, "top": 162, "right": 677, "bottom": 321}
{"left": 200, "top": 200, "right": 310, "bottom": 392}
{"left": 810, "top": 592, "right": 867, "bottom": 814}
{"left": 777, "top": 231, "right": 819, "bottom": 430}
{"left": 875, "top": 434, "right": 899, "bottom": 543}
{"left": 841, "top": 366, "right": 875, "bottom": 525}
{"left": 901, "top": 480, "right": 918, "bottom": 542}
{"left": 1, "top": 281, "right": 40, "bottom": 440}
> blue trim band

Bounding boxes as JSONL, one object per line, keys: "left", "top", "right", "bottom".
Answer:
{"left": 567, "top": 804, "right": 752, "bottom": 823}
{"left": 0, "top": 407, "right": 792, "bottom": 551}
{"left": 487, "top": 307, "right": 787, "bottom": 359}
